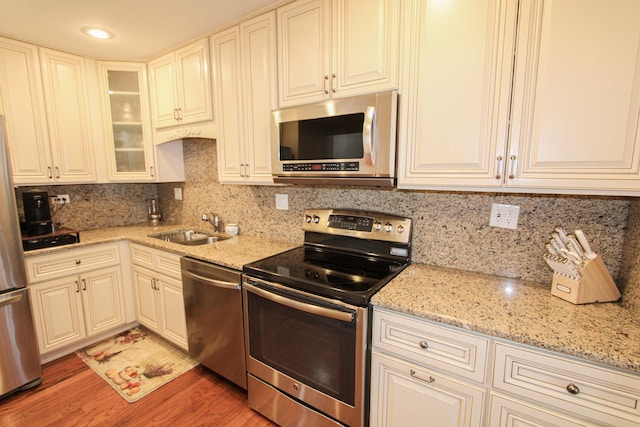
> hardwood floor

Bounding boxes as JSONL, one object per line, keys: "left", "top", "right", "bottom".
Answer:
{"left": 0, "top": 353, "right": 275, "bottom": 427}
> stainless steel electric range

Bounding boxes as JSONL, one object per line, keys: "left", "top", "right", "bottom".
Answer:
{"left": 242, "top": 209, "right": 412, "bottom": 427}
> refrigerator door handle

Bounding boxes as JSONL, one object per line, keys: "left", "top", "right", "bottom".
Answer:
{"left": 0, "top": 291, "right": 24, "bottom": 308}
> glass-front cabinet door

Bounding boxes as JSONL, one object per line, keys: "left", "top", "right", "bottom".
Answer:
{"left": 98, "top": 62, "right": 155, "bottom": 181}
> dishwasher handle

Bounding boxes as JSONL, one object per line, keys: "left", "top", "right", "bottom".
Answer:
{"left": 182, "top": 269, "right": 240, "bottom": 291}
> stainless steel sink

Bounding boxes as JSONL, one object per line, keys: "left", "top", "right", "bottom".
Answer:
{"left": 148, "top": 229, "right": 231, "bottom": 246}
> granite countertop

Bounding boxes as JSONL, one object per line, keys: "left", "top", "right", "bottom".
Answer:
{"left": 23, "top": 223, "right": 297, "bottom": 271}
{"left": 27, "top": 225, "right": 640, "bottom": 374}
{"left": 372, "top": 263, "right": 640, "bottom": 374}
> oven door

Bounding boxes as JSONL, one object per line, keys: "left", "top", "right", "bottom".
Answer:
{"left": 243, "top": 277, "right": 367, "bottom": 427}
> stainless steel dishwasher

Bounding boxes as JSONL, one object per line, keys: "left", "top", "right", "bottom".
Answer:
{"left": 181, "top": 256, "right": 247, "bottom": 389}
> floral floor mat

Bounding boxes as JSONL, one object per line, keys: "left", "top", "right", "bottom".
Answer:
{"left": 77, "top": 327, "right": 198, "bottom": 403}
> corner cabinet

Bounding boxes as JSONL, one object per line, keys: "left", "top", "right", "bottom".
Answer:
{"left": 276, "top": 0, "right": 401, "bottom": 107}
{"left": 148, "top": 38, "right": 215, "bottom": 143}
{"left": 97, "top": 62, "right": 155, "bottom": 182}
{"left": 212, "top": 11, "right": 276, "bottom": 184}
{"left": 398, "top": 0, "right": 640, "bottom": 196}
{"left": 129, "top": 243, "right": 187, "bottom": 350}
{"left": 26, "top": 242, "right": 128, "bottom": 357}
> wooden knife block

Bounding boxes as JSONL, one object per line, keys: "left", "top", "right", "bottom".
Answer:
{"left": 551, "top": 255, "right": 621, "bottom": 304}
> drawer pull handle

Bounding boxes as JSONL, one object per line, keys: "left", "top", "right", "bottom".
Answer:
{"left": 410, "top": 369, "right": 435, "bottom": 384}
{"left": 566, "top": 383, "right": 580, "bottom": 395}
{"left": 418, "top": 340, "right": 428, "bottom": 350}
{"left": 75, "top": 260, "right": 81, "bottom": 265}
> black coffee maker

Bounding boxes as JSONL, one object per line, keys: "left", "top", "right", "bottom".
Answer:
{"left": 23, "top": 190, "right": 53, "bottom": 236}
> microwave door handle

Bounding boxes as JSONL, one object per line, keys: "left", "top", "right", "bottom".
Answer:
{"left": 363, "top": 106, "right": 376, "bottom": 166}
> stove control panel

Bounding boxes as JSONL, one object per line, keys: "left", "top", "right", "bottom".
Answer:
{"left": 303, "top": 209, "right": 411, "bottom": 244}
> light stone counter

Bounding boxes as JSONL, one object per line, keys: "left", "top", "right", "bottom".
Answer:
{"left": 23, "top": 223, "right": 297, "bottom": 271}
{"left": 372, "top": 263, "right": 640, "bottom": 373}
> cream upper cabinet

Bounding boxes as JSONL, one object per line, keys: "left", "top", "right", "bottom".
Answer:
{"left": 148, "top": 38, "right": 213, "bottom": 130}
{"left": 212, "top": 11, "right": 276, "bottom": 184}
{"left": 38, "top": 48, "right": 97, "bottom": 183}
{"left": 277, "top": 0, "right": 400, "bottom": 107}
{"left": 0, "top": 40, "right": 96, "bottom": 185}
{"left": 397, "top": 0, "right": 517, "bottom": 190}
{"left": 97, "top": 62, "right": 155, "bottom": 182}
{"left": 0, "top": 37, "right": 52, "bottom": 184}
{"left": 398, "top": 0, "right": 640, "bottom": 196}
{"left": 508, "top": 0, "right": 640, "bottom": 193}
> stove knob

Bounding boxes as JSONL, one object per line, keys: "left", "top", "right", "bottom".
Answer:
{"left": 374, "top": 221, "right": 383, "bottom": 231}
{"left": 397, "top": 225, "right": 405, "bottom": 234}
{"left": 313, "top": 215, "right": 320, "bottom": 224}
{"left": 384, "top": 222, "right": 393, "bottom": 232}
{"left": 305, "top": 215, "right": 312, "bottom": 223}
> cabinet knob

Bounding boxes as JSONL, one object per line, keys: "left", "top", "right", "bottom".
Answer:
{"left": 75, "top": 260, "right": 81, "bottom": 265}
{"left": 566, "top": 383, "right": 580, "bottom": 395}
{"left": 419, "top": 340, "right": 428, "bottom": 350}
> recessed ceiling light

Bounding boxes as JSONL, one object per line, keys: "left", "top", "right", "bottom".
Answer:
{"left": 81, "top": 26, "right": 115, "bottom": 40}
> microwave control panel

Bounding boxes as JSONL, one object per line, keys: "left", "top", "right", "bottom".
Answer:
{"left": 282, "top": 162, "right": 359, "bottom": 172}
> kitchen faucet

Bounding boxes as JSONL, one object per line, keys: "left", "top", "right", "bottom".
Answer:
{"left": 201, "top": 213, "right": 220, "bottom": 233}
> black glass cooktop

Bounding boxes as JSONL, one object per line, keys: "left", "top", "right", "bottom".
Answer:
{"left": 243, "top": 246, "right": 409, "bottom": 306}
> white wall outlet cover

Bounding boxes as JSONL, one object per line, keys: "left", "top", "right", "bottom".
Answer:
{"left": 490, "top": 203, "right": 520, "bottom": 230}
{"left": 275, "top": 194, "right": 289, "bottom": 210}
{"left": 174, "top": 187, "right": 183, "bottom": 200}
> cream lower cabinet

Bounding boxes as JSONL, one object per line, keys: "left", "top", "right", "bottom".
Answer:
{"left": 371, "top": 308, "right": 488, "bottom": 426}
{"left": 372, "top": 307, "right": 640, "bottom": 426}
{"left": 129, "top": 243, "right": 187, "bottom": 350}
{"left": 398, "top": 0, "right": 640, "bottom": 196}
{"left": 26, "top": 242, "right": 127, "bottom": 356}
{"left": 491, "top": 342, "right": 640, "bottom": 427}
{"left": 212, "top": 11, "right": 276, "bottom": 184}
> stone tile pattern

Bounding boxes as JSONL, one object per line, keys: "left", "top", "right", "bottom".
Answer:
{"left": 15, "top": 139, "right": 633, "bottom": 302}
{"left": 15, "top": 184, "right": 157, "bottom": 230}
{"left": 159, "top": 139, "right": 630, "bottom": 287}
{"left": 619, "top": 199, "right": 640, "bottom": 311}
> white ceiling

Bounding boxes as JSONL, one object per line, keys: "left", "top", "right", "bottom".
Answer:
{"left": 0, "top": 0, "right": 278, "bottom": 60}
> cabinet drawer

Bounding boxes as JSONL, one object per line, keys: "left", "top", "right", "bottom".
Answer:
{"left": 488, "top": 393, "right": 597, "bottom": 427}
{"left": 129, "top": 243, "right": 155, "bottom": 269}
{"left": 493, "top": 342, "right": 640, "bottom": 427}
{"left": 26, "top": 243, "right": 120, "bottom": 283}
{"left": 155, "top": 251, "right": 181, "bottom": 280}
{"left": 372, "top": 308, "right": 489, "bottom": 383}
{"left": 129, "top": 243, "right": 181, "bottom": 280}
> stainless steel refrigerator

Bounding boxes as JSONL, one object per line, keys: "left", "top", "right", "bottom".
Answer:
{"left": 0, "top": 115, "right": 42, "bottom": 399}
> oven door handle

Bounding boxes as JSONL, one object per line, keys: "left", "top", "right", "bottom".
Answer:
{"left": 249, "top": 284, "right": 355, "bottom": 323}
{"left": 182, "top": 270, "right": 240, "bottom": 291}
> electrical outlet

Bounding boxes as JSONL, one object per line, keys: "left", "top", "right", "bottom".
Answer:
{"left": 490, "top": 203, "right": 519, "bottom": 229}
{"left": 55, "top": 194, "right": 70, "bottom": 205}
{"left": 174, "top": 188, "right": 183, "bottom": 200}
{"left": 275, "top": 194, "right": 289, "bottom": 210}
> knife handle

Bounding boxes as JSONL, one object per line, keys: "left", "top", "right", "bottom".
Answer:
{"left": 575, "top": 230, "right": 596, "bottom": 259}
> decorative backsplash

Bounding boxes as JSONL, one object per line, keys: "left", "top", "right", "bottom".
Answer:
{"left": 159, "top": 139, "right": 630, "bottom": 289}
{"left": 16, "top": 139, "right": 638, "bottom": 309}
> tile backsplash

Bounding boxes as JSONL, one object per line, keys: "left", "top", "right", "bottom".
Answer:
{"left": 17, "top": 139, "right": 638, "bottom": 308}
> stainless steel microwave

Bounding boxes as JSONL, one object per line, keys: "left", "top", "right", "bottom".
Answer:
{"left": 271, "top": 91, "right": 398, "bottom": 187}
